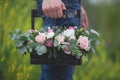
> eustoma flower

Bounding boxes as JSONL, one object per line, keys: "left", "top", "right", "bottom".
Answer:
{"left": 47, "top": 27, "right": 55, "bottom": 39}
{"left": 45, "top": 39, "right": 54, "bottom": 47}
{"left": 62, "top": 26, "right": 75, "bottom": 37}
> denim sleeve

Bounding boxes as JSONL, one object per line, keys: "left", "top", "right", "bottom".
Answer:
{"left": 36, "top": 0, "right": 42, "bottom": 9}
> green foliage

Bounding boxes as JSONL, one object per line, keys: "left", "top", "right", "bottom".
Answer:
{"left": 0, "top": 0, "right": 120, "bottom": 80}
{"left": 0, "top": 0, "right": 41, "bottom": 80}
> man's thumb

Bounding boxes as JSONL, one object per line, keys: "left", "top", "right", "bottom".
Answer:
{"left": 61, "top": 2, "right": 66, "bottom": 10}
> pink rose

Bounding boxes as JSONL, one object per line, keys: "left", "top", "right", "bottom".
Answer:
{"left": 77, "top": 36, "right": 89, "bottom": 50}
{"left": 57, "top": 35, "right": 65, "bottom": 44}
{"left": 35, "top": 33, "right": 46, "bottom": 44}
{"left": 45, "top": 39, "right": 54, "bottom": 47}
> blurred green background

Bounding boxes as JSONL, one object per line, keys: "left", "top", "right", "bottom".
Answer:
{"left": 0, "top": 0, "right": 120, "bottom": 80}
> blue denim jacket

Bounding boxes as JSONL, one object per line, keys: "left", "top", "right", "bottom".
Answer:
{"left": 36, "top": 0, "right": 81, "bottom": 80}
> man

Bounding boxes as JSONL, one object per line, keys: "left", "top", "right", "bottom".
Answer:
{"left": 36, "top": 0, "right": 89, "bottom": 80}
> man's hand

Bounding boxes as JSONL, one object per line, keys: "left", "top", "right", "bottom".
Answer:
{"left": 42, "top": 0, "right": 66, "bottom": 18}
{"left": 81, "top": 6, "right": 89, "bottom": 30}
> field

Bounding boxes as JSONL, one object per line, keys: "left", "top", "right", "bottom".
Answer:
{"left": 0, "top": 0, "right": 120, "bottom": 80}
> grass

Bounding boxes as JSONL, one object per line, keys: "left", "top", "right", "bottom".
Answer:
{"left": 0, "top": 0, "right": 120, "bottom": 80}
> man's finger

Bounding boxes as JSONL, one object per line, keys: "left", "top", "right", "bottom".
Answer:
{"left": 42, "top": 5, "right": 49, "bottom": 17}
{"left": 50, "top": 10, "right": 58, "bottom": 18}
{"left": 56, "top": 7, "right": 63, "bottom": 18}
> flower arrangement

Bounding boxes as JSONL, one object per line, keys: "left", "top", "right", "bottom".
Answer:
{"left": 9, "top": 26, "right": 100, "bottom": 61}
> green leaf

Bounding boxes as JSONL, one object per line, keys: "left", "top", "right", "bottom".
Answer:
{"left": 90, "top": 29, "right": 100, "bottom": 36}
{"left": 40, "top": 28, "right": 45, "bottom": 33}
{"left": 53, "top": 52, "right": 57, "bottom": 58}
{"left": 28, "top": 48, "right": 33, "bottom": 53}
{"left": 82, "top": 55, "right": 88, "bottom": 62}
{"left": 91, "top": 47, "right": 96, "bottom": 53}
{"left": 61, "top": 45, "right": 66, "bottom": 49}
{"left": 32, "top": 32, "right": 39, "bottom": 37}
{"left": 69, "top": 44, "right": 78, "bottom": 51}
{"left": 27, "top": 42, "right": 37, "bottom": 53}
{"left": 71, "top": 50, "right": 77, "bottom": 56}
{"left": 48, "top": 53, "right": 52, "bottom": 59}
{"left": 15, "top": 29, "right": 21, "bottom": 33}
{"left": 27, "top": 42, "right": 36, "bottom": 49}
{"left": 15, "top": 40, "right": 24, "bottom": 47}
{"left": 78, "top": 28, "right": 84, "bottom": 32}
{"left": 20, "top": 36, "right": 28, "bottom": 41}
{"left": 76, "top": 53, "right": 82, "bottom": 59}
{"left": 58, "top": 45, "right": 61, "bottom": 51}
{"left": 85, "top": 30, "right": 90, "bottom": 35}
{"left": 25, "top": 32, "right": 30, "bottom": 37}
{"left": 94, "top": 39, "right": 100, "bottom": 46}
{"left": 54, "top": 39, "right": 59, "bottom": 47}
{"left": 9, "top": 33, "right": 20, "bottom": 40}
{"left": 35, "top": 45, "right": 47, "bottom": 55}
{"left": 11, "top": 34, "right": 17, "bottom": 40}
{"left": 18, "top": 46, "right": 27, "bottom": 54}
{"left": 29, "top": 35, "right": 35, "bottom": 41}
{"left": 9, "top": 31, "right": 14, "bottom": 39}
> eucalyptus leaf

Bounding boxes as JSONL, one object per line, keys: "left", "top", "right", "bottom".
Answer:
{"left": 27, "top": 42, "right": 37, "bottom": 53}
{"left": 85, "top": 30, "right": 90, "bottom": 35}
{"left": 76, "top": 53, "right": 82, "bottom": 59}
{"left": 53, "top": 52, "right": 57, "bottom": 58}
{"left": 78, "top": 28, "right": 84, "bottom": 32}
{"left": 54, "top": 39, "right": 59, "bottom": 47}
{"left": 11, "top": 34, "right": 17, "bottom": 40}
{"left": 48, "top": 52, "right": 52, "bottom": 59}
{"left": 9, "top": 31, "right": 15, "bottom": 39}
{"left": 28, "top": 48, "right": 33, "bottom": 53}
{"left": 78, "top": 51, "right": 82, "bottom": 56}
{"left": 69, "top": 44, "right": 78, "bottom": 51}
{"left": 61, "top": 45, "right": 66, "bottom": 49}
{"left": 10, "top": 33, "right": 20, "bottom": 40}
{"left": 94, "top": 39, "right": 100, "bottom": 46}
{"left": 40, "top": 28, "right": 45, "bottom": 32}
{"left": 29, "top": 35, "right": 35, "bottom": 41}
{"left": 18, "top": 46, "right": 27, "bottom": 54}
{"left": 15, "top": 40, "right": 24, "bottom": 47}
{"left": 15, "top": 29, "right": 21, "bottom": 33}
{"left": 25, "top": 32, "right": 30, "bottom": 37}
{"left": 90, "top": 29, "right": 100, "bottom": 36}
{"left": 20, "top": 36, "right": 28, "bottom": 41}
{"left": 58, "top": 45, "right": 61, "bottom": 51}
{"left": 71, "top": 50, "right": 76, "bottom": 56}
{"left": 35, "top": 45, "right": 47, "bottom": 55}
{"left": 83, "top": 55, "right": 88, "bottom": 62}
{"left": 91, "top": 47, "right": 96, "bottom": 53}
{"left": 27, "top": 42, "right": 36, "bottom": 49}
{"left": 71, "top": 50, "right": 77, "bottom": 56}
{"left": 33, "top": 32, "right": 39, "bottom": 37}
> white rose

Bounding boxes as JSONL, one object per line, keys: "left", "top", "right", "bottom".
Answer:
{"left": 77, "top": 36, "right": 90, "bottom": 51}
